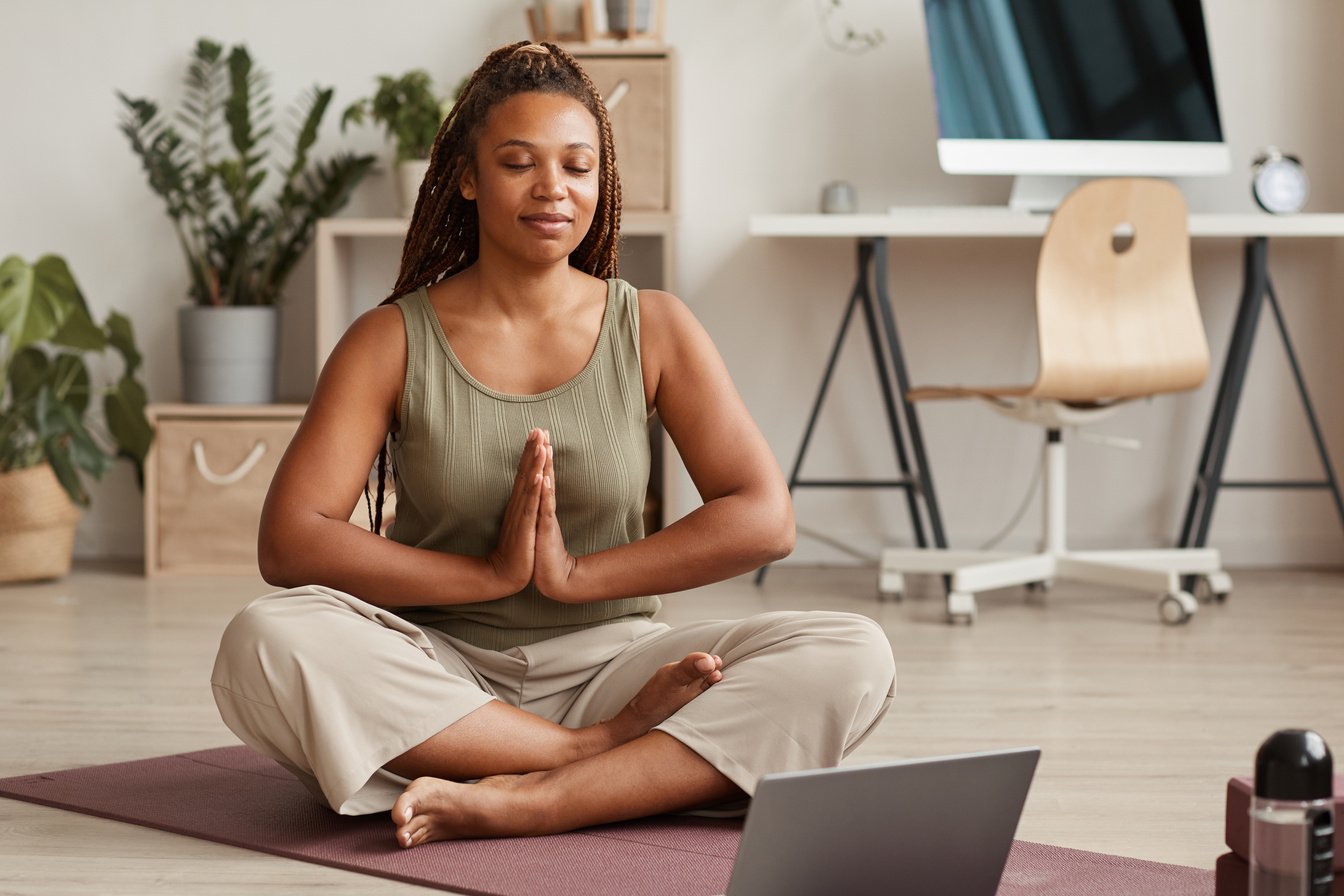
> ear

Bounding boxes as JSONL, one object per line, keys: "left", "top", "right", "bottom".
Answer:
{"left": 458, "top": 159, "right": 477, "bottom": 201}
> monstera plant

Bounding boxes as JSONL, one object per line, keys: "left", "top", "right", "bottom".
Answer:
{"left": 0, "top": 253, "right": 152, "bottom": 583}
{"left": 0, "top": 253, "right": 152, "bottom": 507}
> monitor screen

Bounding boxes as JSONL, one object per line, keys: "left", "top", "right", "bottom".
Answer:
{"left": 924, "top": 0, "right": 1229, "bottom": 181}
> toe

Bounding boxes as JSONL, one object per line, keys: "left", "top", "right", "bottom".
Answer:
{"left": 689, "top": 653, "right": 717, "bottom": 676}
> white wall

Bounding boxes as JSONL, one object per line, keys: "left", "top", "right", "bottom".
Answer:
{"left": 3, "top": 0, "right": 1341, "bottom": 568}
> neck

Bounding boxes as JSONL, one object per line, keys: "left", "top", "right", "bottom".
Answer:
{"left": 457, "top": 252, "right": 587, "bottom": 320}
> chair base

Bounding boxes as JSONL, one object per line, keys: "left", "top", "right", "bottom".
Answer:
{"left": 878, "top": 546, "right": 1231, "bottom": 625}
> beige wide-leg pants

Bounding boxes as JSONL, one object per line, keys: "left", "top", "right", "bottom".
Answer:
{"left": 211, "top": 585, "right": 896, "bottom": 816}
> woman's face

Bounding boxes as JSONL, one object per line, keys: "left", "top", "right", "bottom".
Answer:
{"left": 460, "top": 91, "right": 601, "bottom": 269}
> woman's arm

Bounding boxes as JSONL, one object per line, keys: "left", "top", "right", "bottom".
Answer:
{"left": 257, "top": 305, "right": 546, "bottom": 606}
{"left": 534, "top": 289, "right": 795, "bottom": 602}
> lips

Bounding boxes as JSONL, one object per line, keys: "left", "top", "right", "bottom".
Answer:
{"left": 521, "top": 212, "right": 573, "bottom": 236}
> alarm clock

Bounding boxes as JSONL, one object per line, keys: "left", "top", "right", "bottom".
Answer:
{"left": 1251, "top": 148, "right": 1309, "bottom": 215}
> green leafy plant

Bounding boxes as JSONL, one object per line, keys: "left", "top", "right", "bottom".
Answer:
{"left": 0, "top": 254, "right": 153, "bottom": 507}
{"left": 117, "top": 38, "right": 377, "bottom": 307}
{"left": 341, "top": 70, "right": 465, "bottom": 162}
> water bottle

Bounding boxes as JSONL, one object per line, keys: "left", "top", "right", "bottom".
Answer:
{"left": 1249, "top": 729, "right": 1335, "bottom": 896}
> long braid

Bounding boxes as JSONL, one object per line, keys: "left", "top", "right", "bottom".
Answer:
{"left": 368, "top": 41, "right": 625, "bottom": 534}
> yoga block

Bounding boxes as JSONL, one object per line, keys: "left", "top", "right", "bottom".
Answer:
{"left": 1216, "top": 852, "right": 1343, "bottom": 896}
{"left": 1225, "top": 775, "right": 1344, "bottom": 870}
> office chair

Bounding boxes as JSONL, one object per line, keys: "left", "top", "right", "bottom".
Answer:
{"left": 879, "top": 178, "right": 1231, "bottom": 625}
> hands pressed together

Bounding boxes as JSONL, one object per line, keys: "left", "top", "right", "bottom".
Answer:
{"left": 488, "top": 428, "right": 581, "bottom": 601}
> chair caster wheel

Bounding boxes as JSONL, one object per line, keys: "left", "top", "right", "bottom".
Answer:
{"left": 1024, "top": 580, "right": 1052, "bottom": 606}
{"left": 1194, "top": 572, "right": 1233, "bottom": 604}
{"left": 1159, "top": 591, "right": 1198, "bottom": 625}
{"left": 946, "top": 591, "right": 977, "bottom": 624}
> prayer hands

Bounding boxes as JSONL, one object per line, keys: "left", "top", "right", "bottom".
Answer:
{"left": 488, "top": 428, "right": 578, "bottom": 600}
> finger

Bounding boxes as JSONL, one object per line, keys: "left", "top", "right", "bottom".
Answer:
{"left": 509, "top": 429, "right": 540, "bottom": 493}
{"left": 501, "top": 433, "right": 545, "bottom": 541}
{"left": 540, "top": 445, "right": 557, "bottom": 521}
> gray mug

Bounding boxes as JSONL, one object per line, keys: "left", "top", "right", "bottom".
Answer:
{"left": 820, "top": 181, "right": 857, "bottom": 214}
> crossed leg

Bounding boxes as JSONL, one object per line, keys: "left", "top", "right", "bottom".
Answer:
{"left": 393, "top": 730, "right": 740, "bottom": 847}
{"left": 385, "top": 651, "right": 741, "bottom": 847}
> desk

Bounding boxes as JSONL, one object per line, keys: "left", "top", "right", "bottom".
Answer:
{"left": 749, "top": 208, "right": 1344, "bottom": 582}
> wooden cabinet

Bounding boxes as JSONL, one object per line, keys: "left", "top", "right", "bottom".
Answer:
{"left": 143, "top": 403, "right": 305, "bottom": 576}
{"left": 577, "top": 48, "right": 674, "bottom": 212}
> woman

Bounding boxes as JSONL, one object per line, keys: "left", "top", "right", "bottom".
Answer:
{"left": 212, "top": 41, "right": 895, "bottom": 850}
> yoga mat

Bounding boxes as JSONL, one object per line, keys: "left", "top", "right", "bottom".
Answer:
{"left": 0, "top": 746, "right": 1214, "bottom": 895}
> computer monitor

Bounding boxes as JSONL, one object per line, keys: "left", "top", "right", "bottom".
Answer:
{"left": 923, "top": 0, "right": 1231, "bottom": 210}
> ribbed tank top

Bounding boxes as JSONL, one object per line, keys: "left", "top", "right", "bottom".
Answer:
{"left": 389, "top": 280, "right": 660, "bottom": 650}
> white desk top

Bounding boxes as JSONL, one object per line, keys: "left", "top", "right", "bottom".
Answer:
{"left": 749, "top": 208, "right": 1344, "bottom": 239}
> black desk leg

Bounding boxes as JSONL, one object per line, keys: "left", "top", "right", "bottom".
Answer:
{"left": 1179, "top": 237, "right": 1268, "bottom": 552}
{"left": 1179, "top": 236, "right": 1344, "bottom": 578}
{"left": 858, "top": 239, "right": 931, "bottom": 550}
{"left": 1262, "top": 278, "right": 1344, "bottom": 531}
{"left": 756, "top": 237, "right": 947, "bottom": 585}
{"left": 871, "top": 238, "right": 950, "bottom": 552}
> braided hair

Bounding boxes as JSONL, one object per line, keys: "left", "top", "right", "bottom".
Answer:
{"left": 387, "top": 40, "right": 623, "bottom": 301}
{"left": 366, "top": 41, "right": 624, "bottom": 535}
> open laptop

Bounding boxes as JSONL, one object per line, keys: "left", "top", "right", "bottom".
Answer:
{"left": 720, "top": 746, "right": 1040, "bottom": 896}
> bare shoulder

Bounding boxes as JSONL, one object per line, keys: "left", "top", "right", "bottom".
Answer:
{"left": 309, "top": 302, "right": 407, "bottom": 422}
{"left": 323, "top": 304, "right": 406, "bottom": 375}
{"left": 635, "top": 287, "right": 729, "bottom": 409}
{"left": 636, "top": 287, "right": 693, "bottom": 326}
{"left": 635, "top": 288, "right": 711, "bottom": 353}
{"left": 339, "top": 303, "right": 406, "bottom": 352}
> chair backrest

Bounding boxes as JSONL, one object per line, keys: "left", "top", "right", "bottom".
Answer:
{"left": 1029, "top": 178, "right": 1209, "bottom": 402}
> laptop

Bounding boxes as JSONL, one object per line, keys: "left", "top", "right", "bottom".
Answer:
{"left": 721, "top": 746, "right": 1040, "bottom": 896}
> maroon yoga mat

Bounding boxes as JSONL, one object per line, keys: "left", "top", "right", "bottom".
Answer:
{"left": 0, "top": 746, "right": 1214, "bottom": 896}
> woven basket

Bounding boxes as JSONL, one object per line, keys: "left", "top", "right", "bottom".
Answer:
{"left": 0, "top": 464, "right": 81, "bottom": 584}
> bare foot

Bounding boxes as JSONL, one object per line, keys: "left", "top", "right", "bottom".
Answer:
{"left": 393, "top": 773, "right": 536, "bottom": 847}
{"left": 603, "top": 652, "right": 723, "bottom": 745}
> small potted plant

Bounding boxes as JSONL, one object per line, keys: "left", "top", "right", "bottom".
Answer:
{"left": 117, "top": 38, "right": 376, "bottom": 404}
{"left": 342, "top": 70, "right": 465, "bottom": 218}
{"left": 0, "top": 254, "right": 153, "bottom": 583}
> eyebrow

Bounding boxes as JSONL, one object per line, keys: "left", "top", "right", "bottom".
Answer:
{"left": 493, "top": 139, "right": 596, "bottom": 152}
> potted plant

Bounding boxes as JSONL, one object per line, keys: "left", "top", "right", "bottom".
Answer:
{"left": 342, "top": 70, "right": 464, "bottom": 218}
{"left": 0, "top": 254, "right": 153, "bottom": 583}
{"left": 117, "top": 38, "right": 376, "bottom": 404}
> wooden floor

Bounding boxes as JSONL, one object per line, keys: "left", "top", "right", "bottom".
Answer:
{"left": 1, "top": 561, "right": 1341, "bottom": 893}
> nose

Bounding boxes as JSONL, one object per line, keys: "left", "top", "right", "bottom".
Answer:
{"left": 533, "top": 162, "right": 567, "bottom": 200}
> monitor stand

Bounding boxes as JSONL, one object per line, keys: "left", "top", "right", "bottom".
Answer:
{"left": 1008, "top": 175, "right": 1082, "bottom": 214}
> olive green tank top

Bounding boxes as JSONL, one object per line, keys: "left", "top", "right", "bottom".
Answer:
{"left": 388, "top": 280, "right": 659, "bottom": 650}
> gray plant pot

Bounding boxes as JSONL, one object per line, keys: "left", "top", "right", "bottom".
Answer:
{"left": 178, "top": 305, "right": 279, "bottom": 404}
{"left": 606, "top": 0, "right": 651, "bottom": 32}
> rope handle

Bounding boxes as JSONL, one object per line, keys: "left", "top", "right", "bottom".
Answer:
{"left": 191, "top": 439, "right": 267, "bottom": 486}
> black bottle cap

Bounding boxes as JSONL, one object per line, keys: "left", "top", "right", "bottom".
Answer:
{"left": 1255, "top": 729, "right": 1334, "bottom": 800}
